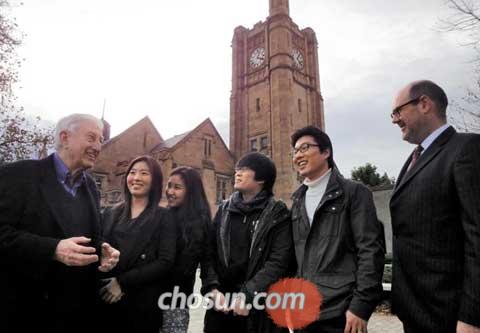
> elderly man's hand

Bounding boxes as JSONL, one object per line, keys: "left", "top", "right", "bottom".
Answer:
{"left": 98, "top": 242, "right": 120, "bottom": 272}
{"left": 54, "top": 237, "right": 98, "bottom": 266}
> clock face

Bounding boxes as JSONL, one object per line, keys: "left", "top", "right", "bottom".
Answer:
{"left": 250, "top": 47, "right": 265, "bottom": 68}
{"left": 292, "top": 49, "right": 304, "bottom": 69}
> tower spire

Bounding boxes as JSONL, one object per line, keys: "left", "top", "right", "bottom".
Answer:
{"left": 101, "top": 98, "right": 106, "bottom": 120}
{"left": 100, "top": 98, "right": 111, "bottom": 141}
{"left": 269, "top": 0, "right": 289, "bottom": 17}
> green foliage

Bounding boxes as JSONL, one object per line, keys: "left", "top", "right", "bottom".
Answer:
{"left": 351, "top": 163, "right": 393, "bottom": 187}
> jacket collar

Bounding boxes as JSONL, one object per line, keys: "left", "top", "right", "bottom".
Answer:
{"left": 392, "top": 125, "right": 455, "bottom": 198}
{"left": 291, "top": 167, "right": 344, "bottom": 230}
{"left": 292, "top": 167, "right": 344, "bottom": 205}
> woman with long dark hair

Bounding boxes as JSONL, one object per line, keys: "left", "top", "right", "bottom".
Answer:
{"left": 99, "top": 155, "right": 176, "bottom": 333}
{"left": 161, "top": 166, "right": 214, "bottom": 333}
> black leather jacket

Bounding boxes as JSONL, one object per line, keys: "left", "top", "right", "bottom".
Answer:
{"left": 291, "top": 168, "right": 385, "bottom": 321}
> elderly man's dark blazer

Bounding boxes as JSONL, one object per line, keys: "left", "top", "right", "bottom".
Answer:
{"left": 0, "top": 155, "right": 102, "bottom": 333}
{"left": 390, "top": 126, "right": 480, "bottom": 332}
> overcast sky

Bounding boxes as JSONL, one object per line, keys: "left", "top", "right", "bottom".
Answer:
{"left": 13, "top": 0, "right": 476, "bottom": 178}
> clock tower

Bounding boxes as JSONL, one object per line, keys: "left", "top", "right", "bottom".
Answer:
{"left": 230, "top": 0, "right": 325, "bottom": 203}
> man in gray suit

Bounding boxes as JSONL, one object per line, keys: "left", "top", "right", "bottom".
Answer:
{"left": 390, "top": 80, "right": 480, "bottom": 333}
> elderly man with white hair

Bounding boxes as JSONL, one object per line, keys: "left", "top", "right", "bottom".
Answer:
{"left": 0, "top": 113, "right": 120, "bottom": 333}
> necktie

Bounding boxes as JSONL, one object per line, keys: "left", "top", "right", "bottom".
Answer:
{"left": 408, "top": 145, "right": 424, "bottom": 172}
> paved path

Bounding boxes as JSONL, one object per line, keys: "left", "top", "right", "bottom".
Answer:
{"left": 367, "top": 313, "right": 403, "bottom": 333}
{"left": 188, "top": 311, "right": 403, "bottom": 333}
{"left": 187, "top": 272, "right": 403, "bottom": 333}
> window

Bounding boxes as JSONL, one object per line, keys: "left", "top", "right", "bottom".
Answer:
{"left": 116, "top": 160, "right": 129, "bottom": 167}
{"left": 298, "top": 99, "right": 302, "bottom": 113}
{"left": 204, "top": 138, "right": 212, "bottom": 158}
{"left": 251, "top": 139, "right": 258, "bottom": 152}
{"left": 172, "top": 162, "right": 178, "bottom": 169}
{"left": 260, "top": 136, "right": 268, "bottom": 150}
{"left": 256, "top": 98, "right": 261, "bottom": 112}
{"left": 107, "top": 190, "right": 122, "bottom": 205}
{"left": 216, "top": 178, "right": 228, "bottom": 203}
{"left": 94, "top": 175, "right": 103, "bottom": 191}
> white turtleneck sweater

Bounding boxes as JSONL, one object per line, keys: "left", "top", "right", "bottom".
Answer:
{"left": 303, "top": 169, "right": 332, "bottom": 225}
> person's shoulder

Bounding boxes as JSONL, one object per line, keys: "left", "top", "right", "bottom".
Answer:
{"left": 154, "top": 205, "right": 169, "bottom": 214}
{"left": 340, "top": 177, "right": 372, "bottom": 198}
{"left": 0, "top": 158, "right": 43, "bottom": 172}
{"left": 454, "top": 131, "right": 480, "bottom": 143}
{"left": 104, "top": 202, "right": 123, "bottom": 214}
{"left": 451, "top": 131, "right": 480, "bottom": 158}
{"left": 269, "top": 197, "right": 290, "bottom": 218}
{"left": 0, "top": 158, "right": 47, "bottom": 181}
{"left": 271, "top": 197, "right": 288, "bottom": 210}
{"left": 154, "top": 206, "right": 173, "bottom": 221}
{"left": 340, "top": 175, "right": 369, "bottom": 190}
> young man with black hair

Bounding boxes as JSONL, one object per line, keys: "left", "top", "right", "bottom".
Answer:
{"left": 290, "top": 126, "right": 384, "bottom": 333}
{"left": 203, "top": 152, "right": 293, "bottom": 333}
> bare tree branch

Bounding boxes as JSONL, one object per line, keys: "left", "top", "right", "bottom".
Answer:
{"left": 438, "top": 0, "right": 480, "bottom": 133}
{"left": 0, "top": 1, "right": 53, "bottom": 163}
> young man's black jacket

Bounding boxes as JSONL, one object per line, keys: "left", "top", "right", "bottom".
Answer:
{"left": 203, "top": 192, "right": 294, "bottom": 332}
{"left": 291, "top": 168, "right": 385, "bottom": 322}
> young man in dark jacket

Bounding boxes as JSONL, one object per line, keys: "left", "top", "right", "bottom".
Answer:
{"left": 203, "top": 152, "right": 293, "bottom": 333}
{"left": 290, "top": 126, "right": 385, "bottom": 333}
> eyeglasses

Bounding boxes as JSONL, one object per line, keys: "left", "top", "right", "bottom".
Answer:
{"left": 390, "top": 97, "right": 421, "bottom": 119}
{"left": 292, "top": 143, "right": 319, "bottom": 155}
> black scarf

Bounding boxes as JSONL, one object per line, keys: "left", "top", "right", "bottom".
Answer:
{"left": 228, "top": 190, "right": 272, "bottom": 215}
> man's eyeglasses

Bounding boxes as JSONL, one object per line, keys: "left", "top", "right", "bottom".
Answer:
{"left": 390, "top": 97, "right": 421, "bottom": 119}
{"left": 292, "top": 143, "right": 319, "bottom": 155}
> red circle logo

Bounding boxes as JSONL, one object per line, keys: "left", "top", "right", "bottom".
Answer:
{"left": 266, "top": 278, "right": 322, "bottom": 330}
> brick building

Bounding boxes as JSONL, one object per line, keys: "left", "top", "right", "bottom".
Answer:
{"left": 91, "top": 117, "right": 234, "bottom": 213}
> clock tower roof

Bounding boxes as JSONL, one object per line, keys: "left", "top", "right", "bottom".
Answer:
{"left": 269, "top": 0, "right": 289, "bottom": 17}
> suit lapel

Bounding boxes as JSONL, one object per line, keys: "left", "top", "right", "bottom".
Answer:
{"left": 392, "top": 126, "right": 455, "bottom": 198}
{"left": 394, "top": 152, "right": 413, "bottom": 192}
{"left": 39, "top": 155, "right": 75, "bottom": 237}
